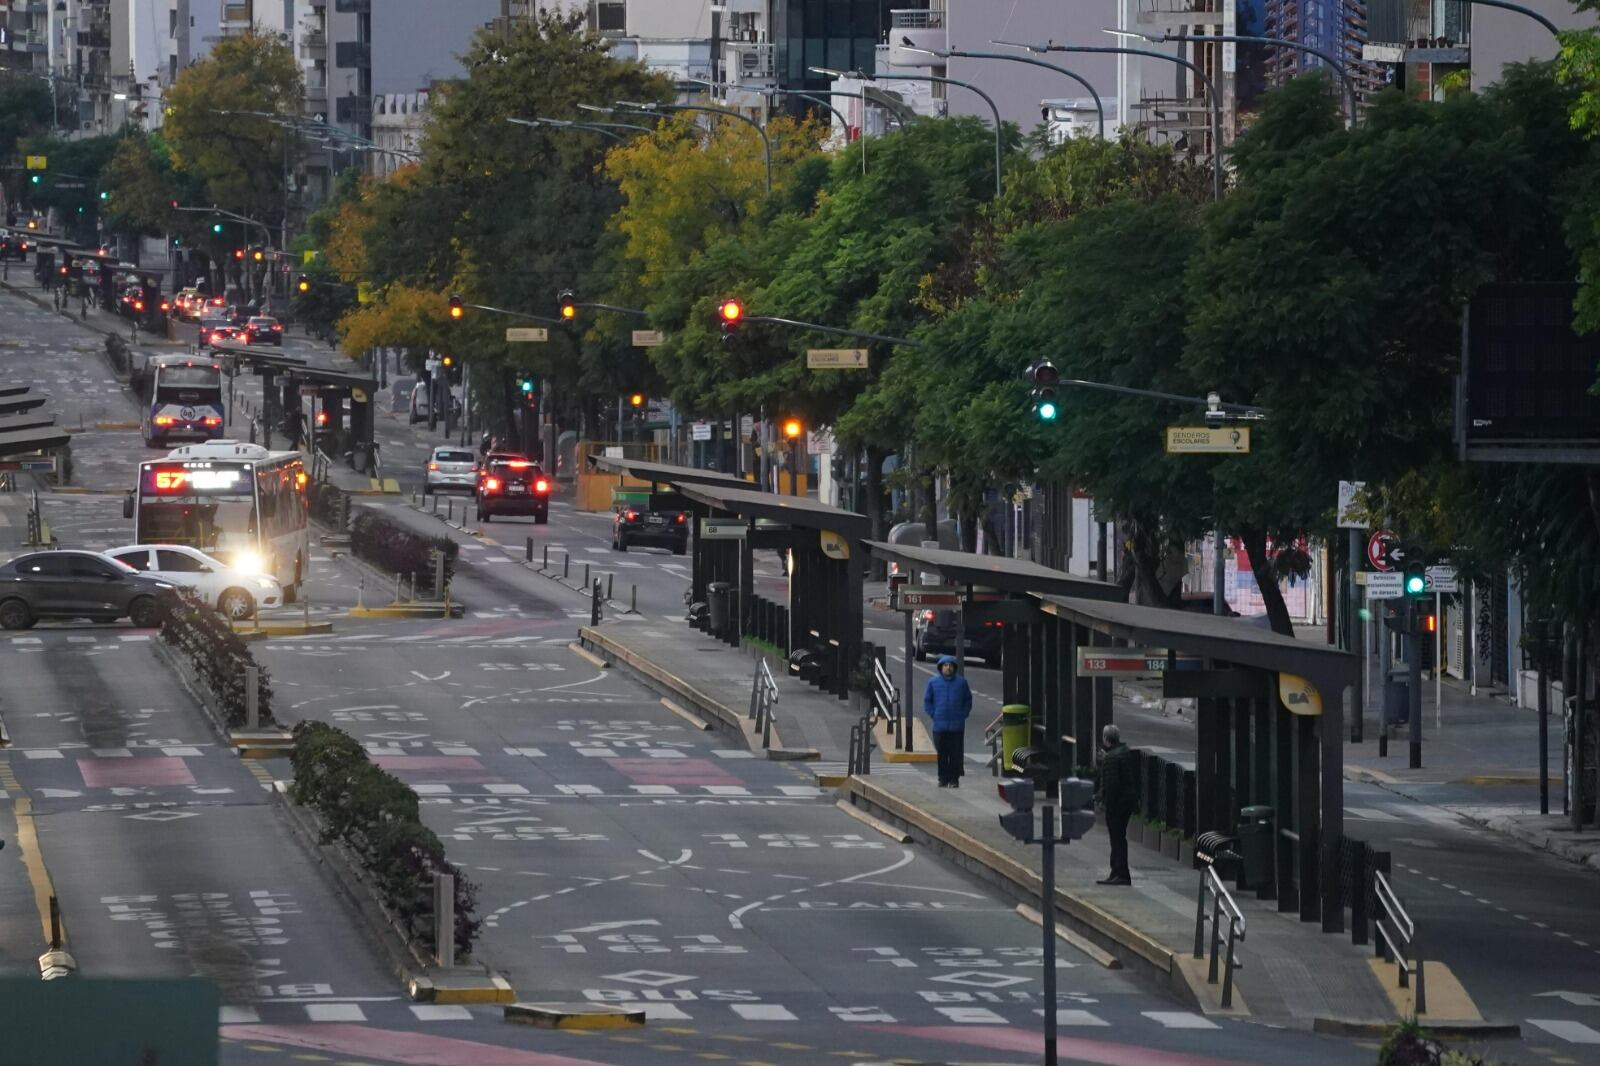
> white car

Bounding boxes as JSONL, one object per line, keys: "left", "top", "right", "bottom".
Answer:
{"left": 105, "top": 544, "right": 283, "bottom": 620}
{"left": 424, "top": 446, "right": 478, "bottom": 494}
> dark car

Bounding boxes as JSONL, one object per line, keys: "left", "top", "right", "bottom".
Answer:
{"left": 244, "top": 316, "right": 283, "bottom": 345}
{"left": 611, "top": 500, "right": 689, "bottom": 554}
{"left": 198, "top": 318, "right": 239, "bottom": 349}
{"left": 912, "top": 608, "right": 1003, "bottom": 669}
{"left": 475, "top": 453, "right": 550, "bottom": 523}
{"left": 0, "top": 550, "right": 175, "bottom": 629}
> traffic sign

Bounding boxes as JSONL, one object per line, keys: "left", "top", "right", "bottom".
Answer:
{"left": 1164, "top": 426, "right": 1250, "bottom": 453}
{"left": 806, "top": 349, "right": 869, "bottom": 369}
{"left": 1337, "top": 480, "right": 1369, "bottom": 529}
{"left": 24, "top": 156, "right": 47, "bottom": 170}
{"left": 1076, "top": 647, "right": 1203, "bottom": 677}
{"left": 1364, "top": 572, "right": 1405, "bottom": 599}
{"left": 632, "top": 330, "right": 664, "bottom": 347}
{"left": 896, "top": 585, "right": 962, "bottom": 610}
{"left": 1424, "top": 565, "right": 1459, "bottom": 594}
{"left": 505, "top": 327, "right": 548, "bottom": 343}
{"left": 690, "top": 422, "right": 712, "bottom": 441}
{"left": 699, "top": 519, "right": 747, "bottom": 540}
{"left": 1367, "top": 528, "right": 1398, "bottom": 571}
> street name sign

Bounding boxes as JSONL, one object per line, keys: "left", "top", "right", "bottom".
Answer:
{"left": 1077, "top": 647, "right": 1203, "bottom": 677}
{"left": 1365, "top": 572, "right": 1405, "bottom": 600}
{"left": 807, "top": 349, "right": 869, "bottom": 369}
{"left": 896, "top": 585, "right": 962, "bottom": 610}
{"left": 1164, "top": 426, "right": 1250, "bottom": 453}
{"left": 632, "top": 330, "right": 664, "bottom": 347}
{"left": 505, "top": 327, "right": 549, "bottom": 343}
{"left": 700, "top": 519, "right": 748, "bottom": 540}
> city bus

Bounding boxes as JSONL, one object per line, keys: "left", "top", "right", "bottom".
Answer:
{"left": 142, "top": 357, "right": 225, "bottom": 448}
{"left": 125, "top": 441, "right": 310, "bottom": 601}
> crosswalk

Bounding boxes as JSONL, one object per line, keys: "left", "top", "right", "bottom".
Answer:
{"left": 406, "top": 782, "right": 826, "bottom": 799}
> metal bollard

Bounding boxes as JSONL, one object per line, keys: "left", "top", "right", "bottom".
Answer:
{"left": 446, "top": 499, "right": 453, "bottom": 523}
{"left": 563, "top": 553, "right": 570, "bottom": 579}
{"left": 630, "top": 585, "right": 637, "bottom": 613}
{"left": 606, "top": 573, "right": 614, "bottom": 601}
{"left": 583, "top": 563, "right": 590, "bottom": 589}
{"left": 434, "top": 872, "right": 455, "bottom": 969}
{"left": 591, "top": 579, "right": 603, "bottom": 627}
{"left": 542, "top": 545, "right": 549, "bottom": 571}
{"left": 525, "top": 537, "right": 533, "bottom": 563}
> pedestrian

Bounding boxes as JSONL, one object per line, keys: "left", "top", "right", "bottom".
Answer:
{"left": 923, "top": 655, "right": 972, "bottom": 788}
{"left": 1096, "top": 723, "right": 1138, "bottom": 885}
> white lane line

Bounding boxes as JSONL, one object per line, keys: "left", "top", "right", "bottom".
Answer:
{"left": 219, "top": 1006, "right": 260, "bottom": 1024}
{"left": 729, "top": 848, "right": 915, "bottom": 930}
{"left": 1527, "top": 1019, "right": 1600, "bottom": 1044}
{"left": 410, "top": 1005, "right": 473, "bottom": 1021}
{"left": 731, "top": 1004, "right": 797, "bottom": 1021}
{"left": 1143, "top": 1011, "right": 1220, "bottom": 1029}
{"left": 1036, "top": 1009, "right": 1110, "bottom": 1026}
{"left": 936, "top": 1007, "right": 1007, "bottom": 1024}
{"left": 639, "top": 1003, "right": 692, "bottom": 1020}
{"left": 305, "top": 1003, "right": 367, "bottom": 1022}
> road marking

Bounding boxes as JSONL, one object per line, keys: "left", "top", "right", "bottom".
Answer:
{"left": 1528, "top": 1020, "right": 1600, "bottom": 1044}
{"left": 1143, "top": 1011, "right": 1220, "bottom": 1029}
{"left": 639, "top": 1003, "right": 692, "bottom": 1020}
{"left": 632, "top": 785, "right": 679, "bottom": 795}
{"left": 14, "top": 799, "right": 63, "bottom": 948}
{"left": 731, "top": 1004, "right": 797, "bottom": 1021}
{"left": 556, "top": 784, "right": 602, "bottom": 795}
{"left": 712, "top": 750, "right": 755, "bottom": 759}
{"left": 935, "top": 1007, "right": 1007, "bottom": 1024}
{"left": 1036, "top": 1009, "right": 1110, "bottom": 1026}
{"left": 410, "top": 1005, "right": 473, "bottom": 1021}
{"left": 704, "top": 786, "right": 751, "bottom": 796}
{"left": 484, "top": 784, "right": 530, "bottom": 795}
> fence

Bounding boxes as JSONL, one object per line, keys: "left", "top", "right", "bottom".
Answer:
{"left": 1193, "top": 864, "right": 1246, "bottom": 1008}
{"left": 748, "top": 658, "right": 779, "bottom": 749}
{"left": 1133, "top": 750, "right": 1197, "bottom": 839}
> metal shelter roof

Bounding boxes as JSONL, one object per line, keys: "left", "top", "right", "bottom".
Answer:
{"left": 0, "top": 384, "right": 34, "bottom": 397}
{"left": 0, "top": 426, "right": 71, "bottom": 457}
{"left": 0, "top": 413, "right": 56, "bottom": 434}
{"left": 865, "top": 541, "right": 1124, "bottom": 601}
{"left": 676, "top": 483, "right": 871, "bottom": 539}
{"left": 0, "top": 393, "right": 47, "bottom": 414}
{"left": 1038, "top": 595, "right": 1358, "bottom": 686}
{"left": 587, "top": 455, "right": 751, "bottom": 490}
{"left": 213, "top": 343, "right": 309, "bottom": 371}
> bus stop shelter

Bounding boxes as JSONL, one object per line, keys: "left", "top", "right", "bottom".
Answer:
{"left": 217, "top": 344, "right": 376, "bottom": 471}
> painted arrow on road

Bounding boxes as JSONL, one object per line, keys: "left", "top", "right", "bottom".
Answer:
{"left": 563, "top": 919, "right": 662, "bottom": 934}
{"left": 411, "top": 671, "right": 451, "bottom": 682}
{"left": 1535, "top": 991, "right": 1600, "bottom": 1007}
{"left": 638, "top": 849, "right": 692, "bottom": 865}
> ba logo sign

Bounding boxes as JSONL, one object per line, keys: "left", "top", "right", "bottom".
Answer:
{"left": 1279, "top": 673, "right": 1323, "bottom": 717}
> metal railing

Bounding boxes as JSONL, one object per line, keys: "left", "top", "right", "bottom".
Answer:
{"left": 1193, "top": 864, "right": 1246, "bottom": 1008}
{"left": 983, "top": 711, "right": 1006, "bottom": 775}
{"left": 748, "top": 658, "right": 779, "bottom": 749}
{"left": 848, "top": 708, "right": 876, "bottom": 775}
{"left": 891, "top": 7, "right": 946, "bottom": 28}
{"left": 870, "top": 656, "right": 898, "bottom": 729}
{"left": 1373, "top": 870, "right": 1423, "bottom": 1012}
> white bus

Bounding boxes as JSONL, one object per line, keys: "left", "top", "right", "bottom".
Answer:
{"left": 125, "top": 441, "right": 311, "bottom": 601}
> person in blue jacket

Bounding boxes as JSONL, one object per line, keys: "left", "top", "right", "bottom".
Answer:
{"left": 924, "top": 655, "right": 973, "bottom": 788}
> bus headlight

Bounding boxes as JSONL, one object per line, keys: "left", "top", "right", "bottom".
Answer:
{"left": 233, "top": 551, "right": 264, "bottom": 575}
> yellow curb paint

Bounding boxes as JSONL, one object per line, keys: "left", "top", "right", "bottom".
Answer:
{"left": 814, "top": 774, "right": 849, "bottom": 788}
{"left": 1367, "top": 957, "right": 1482, "bottom": 1022}
{"left": 661, "top": 698, "right": 712, "bottom": 731}
{"left": 882, "top": 750, "right": 937, "bottom": 764}
{"left": 13, "top": 798, "right": 62, "bottom": 947}
{"left": 568, "top": 642, "right": 610, "bottom": 670}
{"left": 1014, "top": 904, "right": 1122, "bottom": 970}
{"left": 433, "top": 980, "right": 516, "bottom": 1005}
{"left": 504, "top": 1002, "right": 644, "bottom": 1029}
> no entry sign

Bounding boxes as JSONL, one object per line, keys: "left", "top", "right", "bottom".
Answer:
{"left": 1367, "top": 528, "right": 1398, "bottom": 572}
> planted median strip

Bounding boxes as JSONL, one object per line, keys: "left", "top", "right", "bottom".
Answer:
{"left": 155, "top": 588, "right": 288, "bottom": 754}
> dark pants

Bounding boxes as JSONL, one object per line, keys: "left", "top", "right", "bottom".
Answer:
{"left": 1106, "top": 806, "right": 1132, "bottom": 880}
{"left": 933, "top": 729, "right": 964, "bottom": 785}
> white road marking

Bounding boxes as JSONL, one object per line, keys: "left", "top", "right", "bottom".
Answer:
{"left": 305, "top": 1003, "right": 367, "bottom": 1022}
{"left": 1143, "top": 1011, "right": 1220, "bottom": 1029}
{"left": 410, "top": 1005, "right": 473, "bottom": 1021}
{"left": 484, "top": 784, "right": 530, "bottom": 795}
{"left": 639, "top": 1004, "right": 692, "bottom": 1020}
{"left": 731, "top": 1004, "right": 797, "bottom": 1021}
{"left": 218, "top": 1006, "right": 260, "bottom": 1024}
{"left": 1038, "top": 1009, "right": 1110, "bottom": 1026}
{"left": 936, "top": 1007, "right": 1007, "bottom": 1024}
{"left": 1528, "top": 1019, "right": 1600, "bottom": 1044}
{"left": 712, "top": 750, "right": 755, "bottom": 759}
{"left": 161, "top": 747, "right": 204, "bottom": 757}
{"left": 556, "top": 784, "right": 602, "bottom": 795}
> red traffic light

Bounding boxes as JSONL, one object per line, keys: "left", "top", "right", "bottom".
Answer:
{"left": 719, "top": 299, "right": 743, "bottom": 324}
{"left": 233, "top": 249, "right": 244, "bottom": 260}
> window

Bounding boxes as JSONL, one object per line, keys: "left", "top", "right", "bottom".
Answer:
{"left": 114, "top": 550, "right": 154, "bottom": 571}
{"left": 435, "top": 450, "right": 475, "bottom": 463}
{"left": 595, "top": 1, "right": 626, "bottom": 33}
{"left": 156, "top": 549, "right": 205, "bottom": 573}
{"left": 68, "top": 558, "right": 118, "bottom": 579}
{"left": 15, "top": 555, "right": 67, "bottom": 576}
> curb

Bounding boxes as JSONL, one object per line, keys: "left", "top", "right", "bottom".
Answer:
{"left": 149, "top": 639, "right": 291, "bottom": 754}
{"left": 834, "top": 798, "right": 912, "bottom": 843}
{"left": 231, "top": 621, "right": 336, "bottom": 637}
{"left": 1014, "top": 904, "right": 1121, "bottom": 970}
{"left": 1311, "top": 1017, "right": 1522, "bottom": 1040}
{"left": 349, "top": 603, "right": 463, "bottom": 619}
{"left": 503, "top": 1002, "right": 645, "bottom": 1029}
{"left": 567, "top": 642, "right": 610, "bottom": 670}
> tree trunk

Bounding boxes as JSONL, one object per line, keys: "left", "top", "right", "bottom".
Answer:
{"left": 924, "top": 473, "right": 938, "bottom": 543}
{"left": 865, "top": 446, "right": 887, "bottom": 579}
{"left": 1119, "top": 520, "right": 1172, "bottom": 607}
{"left": 1239, "top": 525, "right": 1294, "bottom": 636}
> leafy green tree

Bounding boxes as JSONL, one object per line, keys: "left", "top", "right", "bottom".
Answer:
{"left": 14, "top": 133, "right": 120, "bottom": 243}
{"left": 0, "top": 76, "right": 51, "bottom": 159}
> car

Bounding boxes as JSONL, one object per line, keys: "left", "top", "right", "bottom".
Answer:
{"left": 0, "top": 550, "right": 174, "bottom": 629}
{"left": 172, "top": 289, "right": 201, "bottom": 320}
{"left": 200, "top": 323, "right": 241, "bottom": 349}
{"left": 408, "top": 382, "right": 430, "bottom": 424}
{"left": 244, "top": 316, "right": 283, "bottom": 345}
{"left": 104, "top": 544, "right": 282, "bottom": 620}
{"left": 475, "top": 453, "right": 550, "bottom": 523}
{"left": 424, "top": 446, "right": 478, "bottom": 495}
{"left": 612, "top": 500, "right": 689, "bottom": 554}
{"left": 912, "top": 607, "right": 1003, "bottom": 669}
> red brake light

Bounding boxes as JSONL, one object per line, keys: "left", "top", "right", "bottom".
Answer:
{"left": 153, "top": 416, "right": 175, "bottom": 426}
{"left": 202, "top": 416, "right": 222, "bottom": 426}
{"left": 428, "top": 462, "right": 440, "bottom": 471}
{"left": 922, "top": 610, "right": 934, "bottom": 622}
{"left": 534, "top": 479, "right": 548, "bottom": 493}
{"left": 209, "top": 333, "right": 221, "bottom": 342}
{"left": 271, "top": 324, "right": 282, "bottom": 330}
{"left": 485, "top": 477, "right": 501, "bottom": 491}
{"left": 133, "top": 300, "right": 145, "bottom": 311}
{"left": 625, "top": 510, "right": 637, "bottom": 521}
{"left": 675, "top": 513, "right": 686, "bottom": 523}
{"left": 506, "top": 460, "right": 532, "bottom": 469}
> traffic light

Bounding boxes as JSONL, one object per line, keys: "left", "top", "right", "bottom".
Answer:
{"left": 997, "top": 778, "right": 1035, "bottom": 843}
{"left": 518, "top": 374, "right": 536, "bottom": 395}
{"left": 629, "top": 392, "right": 645, "bottom": 409}
{"left": 1422, "top": 610, "right": 1437, "bottom": 635}
{"left": 30, "top": 175, "right": 41, "bottom": 185}
{"left": 718, "top": 298, "right": 743, "bottom": 344}
{"left": 558, "top": 289, "right": 577, "bottom": 320}
{"left": 297, "top": 275, "right": 310, "bottom": 294}
{"left": 252, "top": 248, "right": 265, "bottom": 262}
{"left": 1058, "top": 778, "right": 1097, "bottom": 842}
{"left": 441, "top": 354, "right": 454, "bottom": 369}
{"left": 233, "top": 248, "right": 245, "bottom": 261}
{"left": 448, "top": 293, "right": 464, "bottom": 320}
{"left": 1401, "top": 546, "right": 1427, "bottom": 598}
{"left": 782, "top": 418, "right": 803, "bottom": 440}
{"left": 212, "top": 222, "right": 224, "bottom": 234}
{"left": 1026, "top": 359, "right": 1060, "bottom": 421}
{"left": 99, "top": 190, "right": 108, "bottom": 201}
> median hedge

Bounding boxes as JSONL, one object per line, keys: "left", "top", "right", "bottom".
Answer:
{"left": 289, "top": 720, "right": 479, "bottom": 959}
{"left": 159, "top": 588, "right": 273, "bottom": 727}
{"left": 349, "top": 510, "right": 457, "bottom": 592}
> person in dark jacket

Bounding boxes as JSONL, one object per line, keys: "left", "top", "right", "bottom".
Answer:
{"left": 1096, "top": 723, "right": 1138, "bottom": 885}
{"left": 923, "top": 655, "right": 973, "bottom": 788}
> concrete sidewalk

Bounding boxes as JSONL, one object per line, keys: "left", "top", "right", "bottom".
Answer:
{"left": 0, "top": 279, "right": 186, "bottom": 350}
{"left": 578, "top": 617, "right": 1411, "bottom": 1033}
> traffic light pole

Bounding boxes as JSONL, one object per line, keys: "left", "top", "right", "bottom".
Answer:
{"left": 1041, "top": 802, "right": 1058, "bottom": 1066}
{"left": 1409, "top": 604, "right": 1424, "bottom": 769}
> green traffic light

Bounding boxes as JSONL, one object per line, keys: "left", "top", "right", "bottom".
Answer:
{"left": 212, "top": 223, "right": 223, "bottom": 234}
{"left": 99, "top": 190, "right": 108, "bottom": 200}
{"left": 1405, "top": 573, "right": 1426, "bottom": 595}
{"left": 30, "top": 175, "right": 41, "bottom": 185}
{"left": 520, "top": 380, "right": 534, "bottom": 393}
{"left": 1036, "top": 400, "right": 1058, "bottom": 421}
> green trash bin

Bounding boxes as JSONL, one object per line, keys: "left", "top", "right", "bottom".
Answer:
{"left": 1000, "top": 705, "right": 1032, "bottom": 771}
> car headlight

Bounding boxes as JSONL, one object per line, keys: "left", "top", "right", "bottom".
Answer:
{"left": 232, "top": 551, "right": 264, "bottom": 575}
{"left": 255, "top": 578, "right": 278, "bottom": 590}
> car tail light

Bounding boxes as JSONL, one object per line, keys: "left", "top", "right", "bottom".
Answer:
{"left": 271, "top": 324, "right": 282, "bottom": 331}
{"left": 506, "top": 460, "right": 532, "bottom": 469}
{"left": 675, "top": 513, "right": 686, "bottom": 523}
{"left": 209, "top": 333, "right": 222, "bottom": 343}
{"left": 922, "top": 610, "right": 934, "bottom": 622}
{"left": 428, "top": 462, "right": 440, "bottom": 471}
{"left": 133, "top": 300, "right": 144, "bottom": 311}
{"left": 484, "top": 477, "right": 501, "bottom": 492}
{"left": 985, "top": 621, "right": 1002, "bottom": 629}
{"left": 153, "top": 416, "right": 175, "bottom": 426}
{"left": 534, "top": 479, "right": 548, "bottom": 493}
{"left": 202, "top": 416, "right": 222, "bottom": 426}
{"left": 625, "top": 510, "right": 637, "bottom": 521}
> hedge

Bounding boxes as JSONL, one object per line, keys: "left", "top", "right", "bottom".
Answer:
{"left": 159, "top": 588, "right": 273, "bottom": 727}
{"left": 350, "top": 510, "right": 457, "bottom": 591}
{"left": 289, "top": 721, "right": 479, "bottom": 959}
{"left": 306, "top": 479, "right": 346, "bottom": 529}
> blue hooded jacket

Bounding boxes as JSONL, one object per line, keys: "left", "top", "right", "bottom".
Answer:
{"left": 923, "top": 655, "right": 973, "bottom": 732}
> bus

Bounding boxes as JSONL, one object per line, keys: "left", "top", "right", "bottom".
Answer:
{"left": 142, "top": 357, "right": 225, "bottom": 448}
{"left": 125, "top": 441, "right": 311, "bottom": 601}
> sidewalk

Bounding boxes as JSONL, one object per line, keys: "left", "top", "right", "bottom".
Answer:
{"left": 0, "top": 279, "right": 186, "bottom": 350}
{"left": 578, "top": 617, "right": 1407, "bottom": 1033}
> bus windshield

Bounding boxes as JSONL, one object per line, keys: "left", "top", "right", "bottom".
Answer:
{"left": 153, "top": 364, "right": 222, "bottom": 404}
{"left": 136, "top": 464, "right": 255, "bottom": 554}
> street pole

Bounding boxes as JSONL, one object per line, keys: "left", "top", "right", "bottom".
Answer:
{"left": 1041, "top": 802, "right": 1058, "bottom": 1066}
{"left": 1537, "top": 620, "right": 1550, "bottom": 814}
{"left": 1212, "top": 523, "right": 1225, "bottom": 615}
{"left": 1348, "top": 528, "right": 1364, "bottom": 743}
{"left": 902, "top": 608, "right": 915, "bottom": 752}
{"left": 1409, "top": 600, "right": 1423, "bottom": 769}
{"left": 1434, "top": 590, "right": 1443, "bottom": 727}
{"left": 1378, "top": 603, "right": 1391, "bottom": 758}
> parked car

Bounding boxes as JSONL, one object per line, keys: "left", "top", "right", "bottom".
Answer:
{"left": 0, "top": 550, "right": 174, "bottom": 629}
{"left": 912, "top": 608, "right": 1003, "bottom": 669}
{"left": 244, "top": 316, "right": 283, "bottom": 345}
{"left": 475, "top": 453, "right": 550, "bottom": 523}
{"left": 104, "top": 544, "right": 281, "bottom": 620}
{"left": 424, "top": 446, "right": 478, "bottom": 495}
{"left": 611, "top": 500, "right": 689, "bottom": 554}
{"left": 408, "top": 382, "right": 461, "bottom": 424}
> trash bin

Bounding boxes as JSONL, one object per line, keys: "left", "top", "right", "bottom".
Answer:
{"left": 707, "top": 582, "right": 731, "bottom": 635}
{"left": 1000, "top": 705, "right": 1031, "bottom": 772}
{"left": 1236, "top": 805, "right": 1275, "bottom": 896}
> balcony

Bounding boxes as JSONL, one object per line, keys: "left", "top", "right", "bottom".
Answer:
{"left": 334, "top": 40, "right": 369, "bottom": 69}
{"left": 6, "top": 31, "right": 47, "bottom": 53}
{"left": 722, "top": 40, "right": 774, "bottom": 85}
{"left": 887, "top": 8, "right": 946, "bottom": 67}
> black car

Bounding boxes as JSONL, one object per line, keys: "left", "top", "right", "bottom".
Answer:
{"left": 244, "top": 316, "right": 283, "bottom": 345}
{"left": 0, "top": 550, "right": 174, "bottom": 629}
{"left": 475, "top": 453, "right": 550, "bottom": 523}
{"left": 612, "top": 501, "right": 689, "bottom": 554}
{"left": 912, "top": 608, "right": 1003, "bottom": 668}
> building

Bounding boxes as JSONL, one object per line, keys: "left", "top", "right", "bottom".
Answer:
{"left": 370, "top": 89, "right": 427, "bottom": 178}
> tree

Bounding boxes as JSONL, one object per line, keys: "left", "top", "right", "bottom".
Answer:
{"left": 0, "top": 76, "right": 51, "bottom": 160}
{"left": 162, "top": 30, "right": 303, "bottom": 225}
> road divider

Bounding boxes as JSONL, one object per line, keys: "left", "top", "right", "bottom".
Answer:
{"left": 567, "top": 642, "right": 610, "bottom": 670}
{"left": 660, "top": 697, "right": 711, "bottom": 731}
{"left": 503, "top": 1002, "right": 645, "bottom": 1029}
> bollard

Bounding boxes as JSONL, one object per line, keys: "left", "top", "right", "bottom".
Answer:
{"left": 395, "top": 572, "right": 402, "bottom": 604}
{"left": 630, "top": 585, "right": 638, "bottom": 614}
{"left": 434, "top": 872, "right": 455, "bottom": 969}
{"left": 433, "top": 550, "right": 445, "bottom": 600}
{"left": 303, "top": 585, "right": 310, "bottom": 628}
{"left": 446, "top": 499, "right": 454, "bottom": 523}
{"left": 606, "top": 573, "right": 614, "bottom": 601}
{"left": 542, "top": 545, "right": 549, "bottom": 571}
{"left": 246, "top": 665, "right": 260, "bottom": 729}
{"left": 591, "top": 579, "right": 603, "bottom": 627}
{"left": 431, "top": 494, "right": 439, "bottom": 515}
{"left": 525, "top": 537, "right": 533, "bottom": 564}
{"left": 49, "top": 895, "right": 62, "bottom": 950}
{"left": 583, "top": 563, "right": 590, "bottom": 589}
{"left": 563, "top": 553, "right": 570, "bottom": 580}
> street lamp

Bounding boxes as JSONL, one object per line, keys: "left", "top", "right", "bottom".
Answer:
{"left": 614, "top": 99, "right": 773, "bottom": 194}
{"left": 1113, "top": 29, "right": 1357, "bottom": 127}
{"left": 996, "top": 38, "right": 1222, "bottom": 202}
{"left": 896, "top": 42, "right": 1105, "bottom": 140}
{"left": 812, "top": 65, "right": 1005, "bottom": 197}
